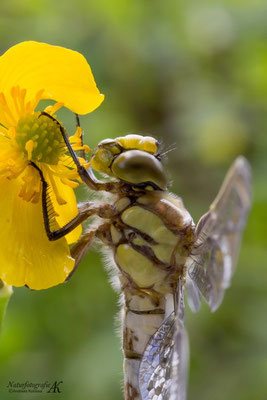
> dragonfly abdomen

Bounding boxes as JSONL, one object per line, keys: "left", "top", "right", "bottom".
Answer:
{"left": 123, "top": 289, "right": 166, "bottom": 400}
{"left": 105, "top": 192, "right": 194, "bottom": 399}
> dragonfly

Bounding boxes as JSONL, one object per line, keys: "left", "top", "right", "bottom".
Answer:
{"left": 31, "top": 112, "right": 252, "bottom": 400}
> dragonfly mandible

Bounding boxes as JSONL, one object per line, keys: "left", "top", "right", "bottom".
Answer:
{"left": 30, "top": 112, "right": 252, "bottom": 400}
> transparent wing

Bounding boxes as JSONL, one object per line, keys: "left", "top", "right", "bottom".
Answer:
{"left": 139, "top": 311, "right": 176, "bottom": 400}
{"left": 169, "top": 281, "right": 189, "bottom": 400}
{"left": 186, "top": 156, "right": 252, "bottom": 312}
{"left": 185, "top": 274, "right": 202, "bottom": 312}
{"left": 139, "top": 279, "right": 188, "bottom": 400}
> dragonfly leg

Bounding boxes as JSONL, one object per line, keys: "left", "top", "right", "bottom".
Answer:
{"left": 66, "top": 221, "right": 112, "bottom": 281}
{"left": 75, "top": 113, "right": 86, "bottom": 160}
{"left": 39, "top": 112, "right": 121, "bottom": 193}
{"left": 65, "top": 229, "right": 96, "bottom": 281}
{"left": 29, "top": 161, "right": 117, "bottom": 241}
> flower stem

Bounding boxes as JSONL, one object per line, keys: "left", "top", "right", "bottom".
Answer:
{"left": 0, "top": 280, "right": 13, "bottom": 338}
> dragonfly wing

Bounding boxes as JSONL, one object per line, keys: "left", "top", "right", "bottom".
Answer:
{"left": 169, "top": 326, "right": 189, "bottom": 400}
{"left": 185, "top": 274, "right": 202, "bottom": 312}
{"left": 187, "top": 156, "right": 252, "bottom": 312}
{"left": 169, "top": 281, "right": 189, "bottom": 400}
{"left": 139, "top": 280, "right": 188, "bottom": 400}
{"left": 139, "top": 311, "right": 176, "bottom": 400}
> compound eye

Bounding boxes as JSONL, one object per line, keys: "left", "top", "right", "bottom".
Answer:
{"left": 111, "top": 150, "right": 167, "bottom": 190}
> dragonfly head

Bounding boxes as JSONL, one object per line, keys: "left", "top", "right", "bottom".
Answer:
{"left": 91, "top": 134, "right": 167, "bottom": 190}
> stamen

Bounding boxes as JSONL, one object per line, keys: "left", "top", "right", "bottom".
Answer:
{"left": 8, "top": 127, "right": 16, "bottom": 139}
{"left": 60, "top": 177, "right": 79, "bottom": 188}
{"left": 18, "top": 166, "right": 42, "bottom": 203}
{"left": 25, "top": 101, "right": 32, "bottom": 114}
{"left": 6, "top": 162, "right": 26, "bottom": 180}
{"left": 69, "top": 127, "right": 90, "bottom": 154}
{"left": 49, "top": 175, "right": 67, "bottom": 205}
{"left": 0, "top": 92, "right": 17, "bottom": 126}
{"left": 18, "top": 88, "right": 26, "bottom": 116}
{"left": 69, "top": 127, "right": 82, "bottom": 143}
{"left": 71, "top": 144, "right": 90, "bottom": 153}
{"left": 11, "top": 86, "right": 21, "bottom": 117}
{"left": 31, "top": 89, "right": 45, "bottom": 111}
{"left": 44, "top": 102, "right": 64, "bottom": 116}
{"left": 79, "top": 157, "right": 90, "bottom": 168}
{"left": 31, "top": 192, "right": 40, "bottom": 204}
{"left": 74, "top": 126, "right": 82, "bottom": 138}
{"left": 7, "top": 159, "right": 15, "bottom": 166}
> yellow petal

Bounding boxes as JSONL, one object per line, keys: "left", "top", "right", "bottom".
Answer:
{"left": 49, "top": 175, "right": 82, "bottom": 244}
{"left": 0, "top": 41, "right": 104, "bottom": 115}
{"left": 0, "top": 175, "right": 75, "bottom": 289}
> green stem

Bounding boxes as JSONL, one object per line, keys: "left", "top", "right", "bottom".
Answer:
{"left": 0, "top": 280, "right": 13, "bottom": 338}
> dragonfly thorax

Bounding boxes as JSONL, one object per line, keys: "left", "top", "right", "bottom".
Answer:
{"left": 91, "top": 134, "right": 167, "bottom": 190}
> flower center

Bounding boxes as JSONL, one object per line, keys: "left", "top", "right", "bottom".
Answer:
{"left": 15, "top": 112, "right": 65, "bottom": 165}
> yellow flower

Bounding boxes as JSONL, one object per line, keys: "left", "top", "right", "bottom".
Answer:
{"left": 0, "top": 41, "right": 104, "bottom": 290}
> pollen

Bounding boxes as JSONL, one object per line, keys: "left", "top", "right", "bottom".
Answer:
{"left": 15, "top": 112, "right": 65, "bottom": 165}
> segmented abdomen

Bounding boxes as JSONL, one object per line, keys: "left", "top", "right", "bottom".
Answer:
{"left": 109, "top": 192, "right": 194, "bottom": 399}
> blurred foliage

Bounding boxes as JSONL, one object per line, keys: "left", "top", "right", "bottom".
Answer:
{"left": 0, "top": 1, "right": 267, "bottom": 399}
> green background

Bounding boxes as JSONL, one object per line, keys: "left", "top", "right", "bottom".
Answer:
{"left": 0, "top": 0, "right": 267, "bottom": 399}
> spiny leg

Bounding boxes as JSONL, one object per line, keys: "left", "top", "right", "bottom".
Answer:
{"left": 29, "top": 162, "right": 117, "bottom": 241}
{"left": 39, "top": 112, "right": 121, "bottom": 193}
{"left": 66, "top": 229, "right": 96, "bottom": 281}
